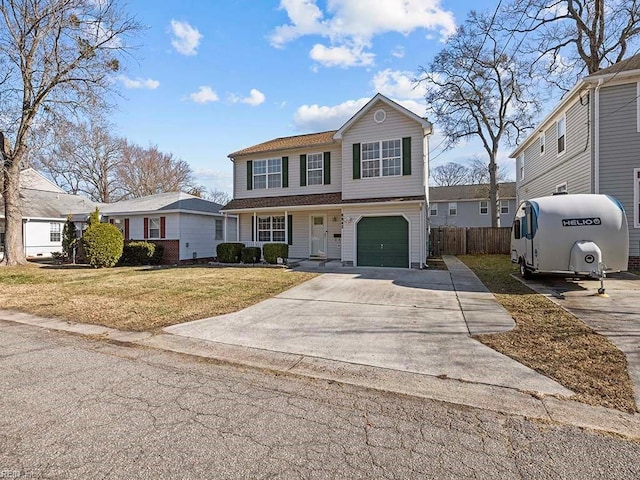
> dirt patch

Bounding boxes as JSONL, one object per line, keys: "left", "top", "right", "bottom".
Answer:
{"left": 0, "top": 263, "right": 317, "bottom": 332}
{"left": 426, "top": 257, "right": 448, "bottom": 270}
{"left": 460, "top": 254, "right": 637, "bottom": 413}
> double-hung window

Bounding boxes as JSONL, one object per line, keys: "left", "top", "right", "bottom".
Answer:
{"left": 50, "top": 223, "right": 61, "bottom": 242}
{"left": 429, "top": 203, "right": 438, "bottom": 216}
{"left": 307, "top": 153, "right": 323, "bottom": 185}
{"left": 215, "top": 219, "right": 224, "bottom": 240}
{"left": 254, "top": 159, "right": 281, "bottom": 189}
{"left": 499, "top": 200, "right": 510, "bottom": 215}
{"left": 258, "top": 216, "right": 285, "bottom": 242}
{"left": 540, "top": 133, "right": 545, "bottom": 155}
{"left": 557, "top": 116, "right": 566, "bottom": 155}
{"left": 449, "top": 202, "right": 457, "bottom": 216}
{"left": 479, "top": 201, "right": 488, "bottom": 215}
{"left": 149, "top": 217, "right": 160, "bottom": 238}
{"left": 362, "top": 139, "right": 401, "bottom": 178}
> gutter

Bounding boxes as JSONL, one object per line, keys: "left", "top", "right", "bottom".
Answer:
{"left": 594, "top": 78, "right": 603, "bottom": 194}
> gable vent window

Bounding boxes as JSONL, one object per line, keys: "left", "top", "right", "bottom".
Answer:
{"left": 373, "top": 109, "right": 386, "bottom": 123}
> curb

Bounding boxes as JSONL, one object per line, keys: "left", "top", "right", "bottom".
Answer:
{"left": 2, "top": 309, "right": 640, "bottom": 440}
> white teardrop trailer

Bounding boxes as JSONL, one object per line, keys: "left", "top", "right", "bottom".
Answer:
{"left": 510, "top": 194, "right": 629, "bottom": 294}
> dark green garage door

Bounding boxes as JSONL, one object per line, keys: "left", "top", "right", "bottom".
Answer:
{"left": 357, "top": 216, "right": 409, "bottom": 268}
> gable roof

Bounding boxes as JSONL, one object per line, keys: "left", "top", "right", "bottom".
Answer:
{"left": 333, "top": 93, "right": 432, "bottom": 140}
{"left": 430, "top": 182, "right": 516, "bottom": 202}
{"left": 586, "top": 52, "right": 640, "bottom": 79}
{"left": 0, "top": 188, "right": 95, "bottom": 219}
{"left": 20, "top": 168, "right": 65, "bottom": 193}
{"left": 228, "top": 131, "right": 337, "bottom": 158}
{"left": 97, "top": 191, "right": 222, "bottom": 215}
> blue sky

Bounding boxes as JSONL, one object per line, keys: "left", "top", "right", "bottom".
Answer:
{"left": 112, "top": 0, "right": 503, "bottom": 195}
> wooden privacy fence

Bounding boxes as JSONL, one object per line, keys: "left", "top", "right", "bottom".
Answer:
{"left": 429, "top": 226, "right": 512, "bottom": 256}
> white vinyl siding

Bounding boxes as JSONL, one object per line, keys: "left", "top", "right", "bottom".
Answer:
{"left": 307, "top": 152, "right": 323, "bottom": 185}
{"left": 341, "top": 99, "right": 425, "bottom": 200}
{"left": 430, "top": 203, "right": 438, "bottom": 216}
{"left": 557, "top": 116, "right": 566, "bottom": 156}
{"left": 254, "top": 159, "right": 281, "bottom": 189}
{"left": 635, "top": 169, "right": 640, "bottom": 228}
{"left": 479, "top": 201, "right": 488, "bottom": 215}
{"left": 539, "top": 133, "right": 545, "bottom": 155}
{"left": 448, "top": 202, "right": 457, "bottom": 216}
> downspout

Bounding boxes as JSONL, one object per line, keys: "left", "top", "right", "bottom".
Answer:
{"left": 594, "top": 78, "right": 604, "bottom": 194}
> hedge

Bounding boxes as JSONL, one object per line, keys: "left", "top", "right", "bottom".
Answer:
{"left": 120, "top": 241, "right": 163, "bottom": 266}
{"left": 241, "top": 246, "right": 261, "bottom": 264}
{"left": 82, "top": 223, "right": 124, "bottom": 268}
{"left": 263, "top": 243, "right": 288, "bottom": 264}
{"left": 217, "top": 242, "right": 245, "bottom": 263}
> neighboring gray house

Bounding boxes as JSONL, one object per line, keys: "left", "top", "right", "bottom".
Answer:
{"left": 428, "top": 182, "right": 517, "bottom": 227}
{"left": 510, "top": 53, "right": 640, "bottom": 269}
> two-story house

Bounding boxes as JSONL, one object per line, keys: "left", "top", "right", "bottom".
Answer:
{"left": 429, "top": 182, "right": 517, "bottom": 227}
{"left": 222, "top": 94, "right": 432, "bottom": 268}
{"left": 510, "top": 53, "right": 640, "bottom": 269}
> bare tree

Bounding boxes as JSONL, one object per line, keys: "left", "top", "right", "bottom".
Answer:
{"left": 118, "top": 142, "right": 194, "bottom": 198}
{"left": 504, "top": 0, "right": 640, "bottom": 88}
{"left": 466, "top": 157, "right": 510, "bottom": 184}
{"left": 419, "top": 10, "right": 539, "bottom": 226}
{"left": 206, "top": 188, "right": 231, "bottom": 205}
{"left": 0, "top": 0, "right": 142, "bottom": 265}
{"left": 33, "top": 114, "right": 126, "bottom": 202}
{"left": 431, "top": 162, "right": 470, "bottom": 186}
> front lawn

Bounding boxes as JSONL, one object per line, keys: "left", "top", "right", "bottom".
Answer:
{"left": 460, "top": 254, "right": 637, "bottom": 413}
{"left": 0, "top": 264, "right": 317, "bottom": 332}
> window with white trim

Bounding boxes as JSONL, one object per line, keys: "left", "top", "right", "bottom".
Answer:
{"left": 149, "top": 217, "right": 160, "bottom": 239}
{"left": 215, "top": 219, "right": 223, "bottom": 240}
{"left": 556, "top": 182, "right": 568, "bottom": 194}
{"left": 258, "top": 216, "right": 285, "bottom": 242}
{"left": 634, "top": 168, "right": 640, "bottom": 228}
{"left": 499, "top": 200, "right": 510, "bottom": 215}
{"left": 429, "top": 203, "right": 438, "bottom": 216}
{"left": 540, "top": 132, "right": 545, "bottom": 155}
{"left": 50, "top": 223, "right": 61, "bottom": 242}
{"left": 557, "top": 116, "right": 566, "bottom": 155}
{"left": 361, "top": 139, "right": 401, "bottom": 178}
{"left": 253, "top": 159, "right": 281, "bottom": 189}
{"left": 518, "top": 154, "right": 524, "bottom": 180}
{"left": 449, "top": 202, "right": 457, "bottom": 216}
{"left": 307, "top": 152, "right": 323, "bottom": 185}
{"left": 479, "top": 201, "right": 488, "bottom": 215}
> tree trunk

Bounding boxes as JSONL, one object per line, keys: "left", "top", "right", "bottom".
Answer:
{"left": 489, "top": 154, "right": 499, "bottom": 228}
{"left": 2, "top": 159, "right": 27, "bottom": 265}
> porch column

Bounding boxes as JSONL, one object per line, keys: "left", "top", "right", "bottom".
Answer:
{"left": 253, "top": 212, "right": 257, "bottom": 242}
{"left": 284, "top": 210, "right": 288, "bottom": 246}
{"left": 223, "top": 213, "right": 227, "bottom": 242}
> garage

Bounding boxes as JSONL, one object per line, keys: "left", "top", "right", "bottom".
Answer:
{"left": 356, "top": 216, "right": 409, "bottom": 268}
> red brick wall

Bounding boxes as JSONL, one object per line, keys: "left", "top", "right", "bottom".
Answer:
{"left": 150, "top": 240, "right": 180, "bottom": 265}
{"left": 629, "top": 256, "right": 640, "bottom": 271}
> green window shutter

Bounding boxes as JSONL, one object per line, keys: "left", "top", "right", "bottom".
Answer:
{"left": 402, "top": 137, "right": 412, "bottom": 176}
{"left": 251, "top": 217, "right": 255, "bottom": 241}
{"left": 287, "top": 215, "right": 293, "bottom": 245}
{"left": 352, "top": 143, "right": 361, "bottom": 180}
{"left": 246, "top": 160, "right": 253, "bottom": 190}
{"left": 323, "top": 151, "right": 331, "bottom": 185}
{"left": 282, "top": 156, "right": 289, "bottom": 188}
{"left": 299, "top": 154, "right": 307, "bottom": 186}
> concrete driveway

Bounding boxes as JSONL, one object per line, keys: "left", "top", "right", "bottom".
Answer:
{"left": 166, "top": 262, "right": 570, "bottom": 395}
{"left": 520, "top": 272, "right": 640, "bottom": 404}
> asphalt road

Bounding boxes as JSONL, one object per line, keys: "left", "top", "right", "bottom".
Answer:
{"left": 1, "top": 320, "right": 639, "bottom": 479}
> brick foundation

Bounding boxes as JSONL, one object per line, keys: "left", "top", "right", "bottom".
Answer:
{"left": 629, "top": 256, "right": 640, "bottom": 270}
{"left": 147, "top": 240, "right": 180, "bottom": 265}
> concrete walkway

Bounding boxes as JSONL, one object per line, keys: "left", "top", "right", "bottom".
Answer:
{"left": 166, "top": 260, "right": 569, "bottom": 395}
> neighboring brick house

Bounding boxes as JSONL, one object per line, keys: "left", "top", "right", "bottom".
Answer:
{"left": 223, "top": 93, "right": 433, "bottom": 268}
{"left": 510, "top": 53, "right": 640, "bottom": 269}
{"left": 429, "top": 182, "right": 517, "bottom": 227}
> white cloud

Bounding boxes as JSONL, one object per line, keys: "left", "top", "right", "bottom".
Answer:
{"left": 294, "top": 97, "right": 369, "bottom": 131}
{"left": 242, "top": 88, "right": 266, "bottom": 106}
{"left": 270, "top": 0, "right": 456, "bottom": 67}
{"left": 189, "top": 86, "right": 219, "bottom": 104}
{"left": 310, "top": 43, "right": 375, "bottom": 67}
{"left": 372, "top": 69, "right": 425, "bottom": 99}
{"left": 170, "top": 20, "right": 203, "bottom": 56}
{"left": 391, "top": 45, "right": 405, "bottom": 58}
{"left": 193, "top": 167, "right": 233, "bottom": 194}
{"left": 118, "top": 75, "right": 160, "bottom": 90}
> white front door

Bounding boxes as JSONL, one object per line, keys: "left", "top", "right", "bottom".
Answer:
{"left": 310, "top": 215, "right": 326, "bottom": 257}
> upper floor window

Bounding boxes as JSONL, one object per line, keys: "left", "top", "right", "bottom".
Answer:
{"left": 307, "top": 153, "right": 323, "bottom": 185}
{"left": 258, "top": 216, "right": 285, "bottom": 242}
{"left": 557, "top": 116, "right": 566, "bottom": 155}
{"left": 499, "top": 200, "right": 510, "bottom": 215}
{"left": 539, "top": 133, "right": 545, "bottom": 155}
{"left": 448, "top": 202, "right": 457, "bottom": 216}
{"left": 518, "top": 154, "right": 524, "bottom": 180}
{"left": 362, "top": 139, "right": 401, "bottom": 178}
{"left": 556, "top": 182, "right": 568, "bottom": 194}
{"left": 479, "top": 201, "right": 488, "bottom": 215}
{"left": 254, "top": 158, "right": 281, "bottom": 189}
{"left": 634, "top": 169, "right": 640, "bottom": 228}
{"left": 215, "top": 218, "right": 224, "bottom": 240}
{"left": 149, "top": 217, "right": 160, "bottom": 238}
{"left": 430, "top": 203, "right": 438, "bottom": 216}
{"left": 50, "top": 223, "right": 61, "bottom": 242}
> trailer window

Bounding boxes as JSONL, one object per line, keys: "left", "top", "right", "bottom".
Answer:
{"left": 513, "top": 220, "right": 521, "bottom": 239}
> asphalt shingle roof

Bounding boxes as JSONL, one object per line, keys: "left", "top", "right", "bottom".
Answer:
{"left": 588, "top": 53, "right": 640, "bottom": 77}
{"left": 97, "top": 192, "right": 223, "bottom": 215}
{"left": 223, "top": 193, "right": 424, "bottom": 211}
{"left": 228, "top": 131, "right": 338, "bottom": 158}
{"left": 2, "top": 189, "right": 96, "bottom": 219}
{"left": 430, "top": 182, "right": 516, "bottom": 202}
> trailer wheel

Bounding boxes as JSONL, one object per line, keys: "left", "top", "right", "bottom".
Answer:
{"left": 519, "top": 260, "right": 533, "bottom": 279}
